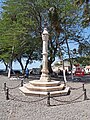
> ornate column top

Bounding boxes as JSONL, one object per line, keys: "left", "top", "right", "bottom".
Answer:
{"left": 42, "top": 28, "right": 49, "bottom": 35}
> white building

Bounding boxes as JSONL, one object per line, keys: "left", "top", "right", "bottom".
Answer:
{"left": 84, "top": 66, "right": 90, "bottom": 74}
{"left": 52, "top": 60, "right": 76, "bottom": 74}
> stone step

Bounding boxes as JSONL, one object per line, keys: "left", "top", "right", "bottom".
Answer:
{"left": 19, "top": 86, "right": 70, "bottom": 97}
{"left": 24, "top": 83, "right": 65, "bottom": 92}
{"left": 29, "top": 80, "right": 61, "bottom": 87}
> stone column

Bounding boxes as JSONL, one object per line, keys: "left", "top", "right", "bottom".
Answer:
{"left": 40, "top": 27, "right": 50, "bottom": 82}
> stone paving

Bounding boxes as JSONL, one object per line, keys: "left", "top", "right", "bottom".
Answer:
{"left": 0, "top": 75, "right": 90, "bottom": 120}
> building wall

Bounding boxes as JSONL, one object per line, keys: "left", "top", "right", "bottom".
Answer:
{"left": 84, "top": 66, "right": 90, "bottom": 73}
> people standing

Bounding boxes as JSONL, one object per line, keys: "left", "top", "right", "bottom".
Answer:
{"left": 25, "top": 68, "right": 29, "bottom": 78}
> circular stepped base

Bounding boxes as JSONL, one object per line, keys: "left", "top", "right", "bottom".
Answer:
{"left": 19, "top": 80, "right": 70, "bottom": 97}
{"left": 29, "top": 80, "right": 61, "bottom": 87}
{"left": 24, "top": 82, "right": 65, "bottom": 92}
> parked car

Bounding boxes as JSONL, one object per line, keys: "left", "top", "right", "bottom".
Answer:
{"left": 75, "top": 67, "right": 84, "bottom": 76}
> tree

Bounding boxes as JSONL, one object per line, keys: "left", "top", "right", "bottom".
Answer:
{"left": 78, "top": 41, "right": 90, "bottom": 56}
{"left": 0, "top": 0, "right": 42, "bottom": 74}
{"left": 74, "top": 0, "right": 90, "bottom": 27}
{"left": 75, "top": 56, "right": 90, "bottom": 66}
{"left": 0, "top": 0, "right": 88, "bottom": 75}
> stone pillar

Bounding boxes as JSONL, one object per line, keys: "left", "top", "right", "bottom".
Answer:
{"left": 40, "top": 27, "right": 50, "bottom": 82}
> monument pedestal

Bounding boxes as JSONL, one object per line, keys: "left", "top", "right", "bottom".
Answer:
{"left": 40, "top": 73, "right": 50, "bottom": 82}
{"left": 19, "top": 80, "right": 70, "bottom": 97}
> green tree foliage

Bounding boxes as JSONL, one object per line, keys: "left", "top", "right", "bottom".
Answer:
{"left": 0, "top": 0, "right": 42, "bottom": 70}
{"left": 47, "top": 0, "right": 85, "bottom": 73}
{"left": 78, "top": 41, "right": 90, "bottom": 56}
{"left": 74, "top": 0, "right": 90, "bottom": 27}
{"left": 75, "top": 56, "right": 90, "bottom": 66}
{"left": 0, "top": 0, "right": 90, "bottom": 73}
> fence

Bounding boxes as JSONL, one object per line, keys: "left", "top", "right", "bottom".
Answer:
{"left": 3, "top": 80, "right": 90, "bottom": 106}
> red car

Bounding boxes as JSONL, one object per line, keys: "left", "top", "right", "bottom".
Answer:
{"left": 75, "top": 67, "right": 84, "bottom": 76}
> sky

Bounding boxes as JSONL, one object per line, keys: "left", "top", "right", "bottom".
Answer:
{"left": 12, "top": 60, "right": 42, "bottom": 70}
{"left": 0, "top": 59, "right": 42, "bottom": 70}
{"left": 0, "top": 0, "right": 3, "bottom": 10}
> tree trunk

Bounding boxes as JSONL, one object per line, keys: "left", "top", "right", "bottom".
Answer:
{"left": 48, "top": 60, "right": 53, "bottom": 74}
{"left": 3, "top": 60, "right": 8, "bottom": 72}
{"left": 17, "top": 58, "right": 25, "bottom": 75}
{"left": 8, "top": 60, "right": 12, "bottom": 78}
{"left": 65, "top": 37, "right": 73, "bottom": 80}
{"left": 24, "top": 54, "right": 32, "bottom": 70}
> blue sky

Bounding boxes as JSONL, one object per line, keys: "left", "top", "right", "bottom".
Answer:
{"left": 0, "top": 0, "right": 3, "bottom": 9}
{"left": 0, "top": 59, "right": 42, "bottom": 70}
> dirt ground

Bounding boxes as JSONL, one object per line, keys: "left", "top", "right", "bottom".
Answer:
{"left": 0, "top": 75, "right": 90, "bottom": 120}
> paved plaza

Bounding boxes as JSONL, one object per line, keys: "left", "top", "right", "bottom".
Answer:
{"left": 0, "top": 75, "right": 90, "bottom": 120}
